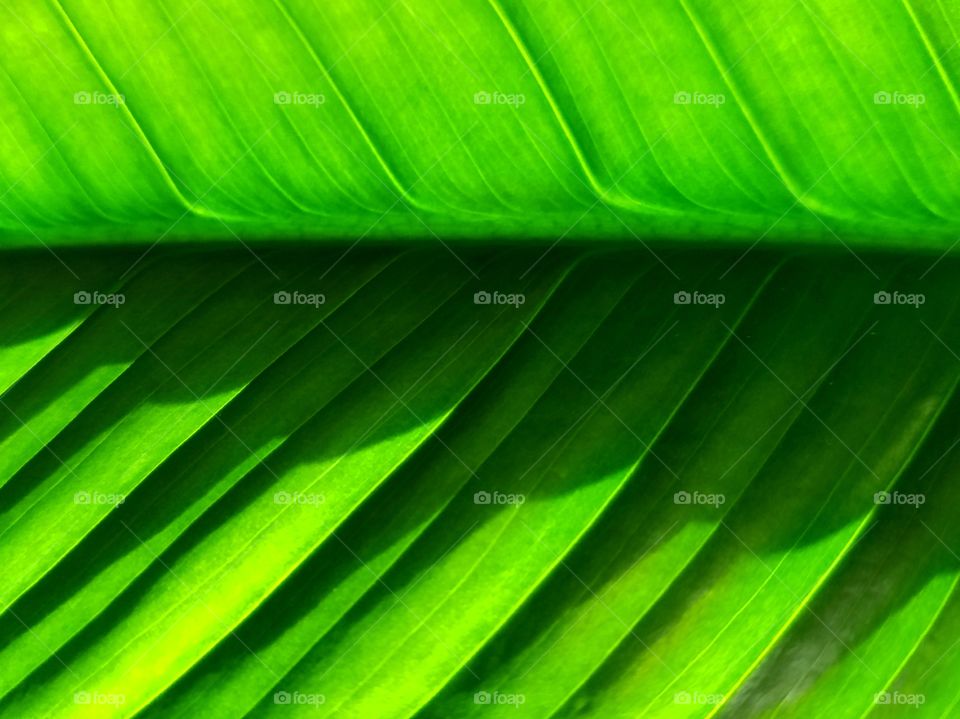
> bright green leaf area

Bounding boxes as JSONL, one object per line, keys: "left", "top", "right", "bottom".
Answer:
{"left": 1, "top": 0, "right": 960, "bottom": 245}
{"left": 0, "top": 245, "right": 958, "bottom": 718}
{"left": 4, "top": 1, "right": 960, "bottom": 717}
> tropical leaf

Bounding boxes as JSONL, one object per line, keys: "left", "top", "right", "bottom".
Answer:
{"left": 2, "top": 1, "right": 960, "bottom": 718}
{"left": 0, "top": 245, "right": 955, "bottom": 719}
{"left": 0, "top": 0, "right": 958, "bottom": 244}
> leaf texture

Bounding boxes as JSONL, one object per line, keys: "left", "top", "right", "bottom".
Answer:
{"left": 0, "top": 245, "right": 958, "bottom": 718}
{"left": 0, "top": 0, "right": 959, "bottom": 244}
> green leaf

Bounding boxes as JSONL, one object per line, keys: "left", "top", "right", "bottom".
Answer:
{"left": 0, "top": 0, "right": 959, "bottom": 244}
{"left": 3, "top": 2, "right": 960, "bottom": 717}
{"left": 0, "top": 244, "right": 957, "bottom": 718}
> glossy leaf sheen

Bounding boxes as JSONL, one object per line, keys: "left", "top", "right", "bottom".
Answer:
{"left": 0, "top": 246, "right": 957, "bottom": 719}
{"left": 0, "top": 0, "right": 959, "bottom": 244}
